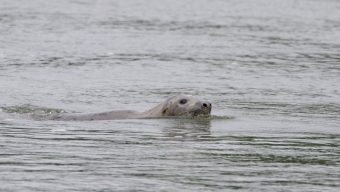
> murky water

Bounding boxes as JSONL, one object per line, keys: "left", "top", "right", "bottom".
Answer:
{"left": 1, "top": 0, "right": 340, "bottom": 191}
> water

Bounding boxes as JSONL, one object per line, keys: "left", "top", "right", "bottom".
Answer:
{"left": 1, "top": 0, "right": 340, "bottom": 191}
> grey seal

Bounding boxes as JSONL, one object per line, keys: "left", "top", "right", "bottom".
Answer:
{"left": 51, "top": 95, "right": 212, "bottom": 121}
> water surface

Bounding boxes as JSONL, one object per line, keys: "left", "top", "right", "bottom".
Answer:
{"left": 1, "top": 0, "right": 340, "bottom": 191}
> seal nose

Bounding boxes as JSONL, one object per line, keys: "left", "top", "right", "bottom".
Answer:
{"left": 202, "top": 102, "right": 211, "bottom": 108}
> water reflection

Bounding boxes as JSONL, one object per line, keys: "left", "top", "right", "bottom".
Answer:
{"left": 161, "top": 118, "right": 211, "bottom": 140}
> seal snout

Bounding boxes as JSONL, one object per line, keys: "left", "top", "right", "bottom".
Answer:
{"left": 201, "top": 101, "right": 212, "bottom": 114}
{"left": 202, "top": 102, "right": 211, "bottom": 109}
{"left": 190, "top": 100, "right": 212, "bottom": 116}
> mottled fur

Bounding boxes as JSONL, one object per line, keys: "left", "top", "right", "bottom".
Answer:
{"left": 51, "top": 95, "right": 211, "bottom": 121}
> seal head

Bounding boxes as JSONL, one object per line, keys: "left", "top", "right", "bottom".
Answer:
{"left": 159, "top": 95, "right": 211, "bottom": 117}
{"left": 142, "top": 95, "right": 211, "bottom": 118}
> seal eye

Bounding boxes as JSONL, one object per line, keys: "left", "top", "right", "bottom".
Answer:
{"left": 179, "top": 99, "right": 187, "bottom": 105}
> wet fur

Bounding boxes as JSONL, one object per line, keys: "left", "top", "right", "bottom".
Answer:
{"left": 51, "top": 95, "right": 211, "bottom": 121}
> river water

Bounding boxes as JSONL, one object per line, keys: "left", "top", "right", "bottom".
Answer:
{"left": 1, "top": 0, "right": 340, "bottom": 191}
